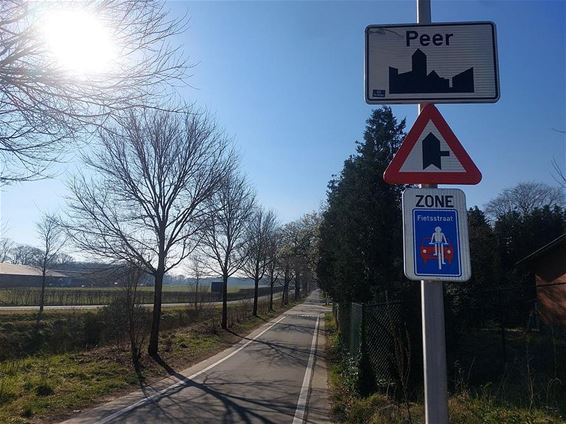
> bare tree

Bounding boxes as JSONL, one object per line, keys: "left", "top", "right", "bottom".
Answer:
{"left": 485, "top": 182, "right": 564, "bottom": 218}
{"left": 278, "top": 235, "right": 295, "bottom": 306}
{"left": 52, "top": 252, "right": 74, "bottom": 267}
{"left": 0, "top": 222, "right": 12, "bottom": 262}
{"left": 189, "top": 254, "right": 205, "bottom": 310}
{"left": 122, "top": 263, "right": 148, "bottom": 372}
{"left": 63, "top": 108, "right": 233, "bottom": 356}
{"left": 36, "top": 213, "right": 65, "bottom": 322}
{"left": 199, "top": 171, "right": 255, "bottom": 329}
{"left": 0, "top": 238, "right": 13, "bottom": 262}
{"left": 9, "top": 244, "right": 42, "bottom": 265}
{"left": 295, "top": 212, "right": 321, "bottom": 296}
{"left": 242, "top": 208, "right": 277, "bottom": 316}
{"left": 553, "top": 159, "right": 566, "bottom": 190}
{"left": 265, "top": 229, "right": 282, "bottom": 311}
{"left": 0, "top": 0, "right": 188, "bottom": 184}
{"left": 276, "top": 214, "right": 320, "bottom": 303}
{"left": 279, "top": 221, "right": 305, "bottom": 301}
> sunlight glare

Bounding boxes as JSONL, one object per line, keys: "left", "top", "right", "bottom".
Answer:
{"left": 43, "top": 10, "right": 116, "bottom": 76}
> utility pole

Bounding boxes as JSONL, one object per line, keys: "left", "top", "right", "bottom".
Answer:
{"left": 367, "top": 3, "right": 496, "bottom": 422}
{"left": 417, "top": 0, "right": 449, "bottom": 423}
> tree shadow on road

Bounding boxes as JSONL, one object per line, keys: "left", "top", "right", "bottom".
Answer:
{"left": 133, "top": 354, "right": 302, "bottom": 423}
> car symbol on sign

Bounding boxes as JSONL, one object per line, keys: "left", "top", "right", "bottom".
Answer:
{"left": 419, "top": 238, "right": 454, "bottom": 265}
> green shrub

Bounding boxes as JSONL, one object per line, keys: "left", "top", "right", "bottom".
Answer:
{"left": 97, "top": 297, "right": 130, "bottom": 343}
{"left": 35, "top": 383, "right": 54, "bottom": 396}
{"left": 347, "top": 394, "right": 399, "bottom": 424}
{"left": 83, "top": 313, "right": 105, "bottom": 346}
{"left": 0, "top": 385, "right": 17, "bottom": 405}
{"left": 20, "top": 406, "right": 33, "bottom": 418}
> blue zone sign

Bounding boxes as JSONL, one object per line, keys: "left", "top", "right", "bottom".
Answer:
{"left": 413, "top": 209, "right": 461, "bottom": 278}
{"left": 402, "top": 188, "right": 471, "bottom": 282}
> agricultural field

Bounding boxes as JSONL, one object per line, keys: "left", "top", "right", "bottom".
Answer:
{"left": 0, "top": 285, "right": 280, "bottom": 306}
{"left": 0, "top": 299, "right": 245, "bottom": 361}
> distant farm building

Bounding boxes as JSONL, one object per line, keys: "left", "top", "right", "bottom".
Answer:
{"left": 518, "top": 233, "right": 566, "bottom": 328}
{"left": 0, "top": 263, "right": 69, "bottom": 288}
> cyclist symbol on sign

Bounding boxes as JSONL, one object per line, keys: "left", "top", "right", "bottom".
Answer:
{"left": 430, "top": 226, "right": 448, "bottom": 270}
{"left": 415, "top": 208, "right": 460, "bottom": 277}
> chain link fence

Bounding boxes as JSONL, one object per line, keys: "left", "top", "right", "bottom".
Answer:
{"left": 333, "top": 296, "right": 421, "bottom": 398}
{"left": 333, "top": 284, "right": 566, "bottom": 405}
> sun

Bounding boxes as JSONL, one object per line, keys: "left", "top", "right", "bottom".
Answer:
{"left": 42, "top": 10, "right": 116, "bottom": 76}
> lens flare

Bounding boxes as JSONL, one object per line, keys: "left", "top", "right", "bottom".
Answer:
{"left": 42, "top": 10, "right": 116, "bottom": 76}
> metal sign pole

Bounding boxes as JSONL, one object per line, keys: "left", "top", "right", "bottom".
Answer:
{"left": 417, "top": 0, "right": 449, "bottom": 423}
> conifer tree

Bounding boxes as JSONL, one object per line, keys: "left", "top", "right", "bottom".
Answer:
{"left": 318, "top": 107, "right": 406, "bottom": 303}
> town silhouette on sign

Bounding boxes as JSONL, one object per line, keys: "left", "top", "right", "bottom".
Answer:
{"left": 389, "top": 49, "right": 474, "bottom": 94}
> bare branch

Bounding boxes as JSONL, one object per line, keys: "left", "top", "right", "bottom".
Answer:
{"left": 242, "top": 207, "right": 278, "bottom": 283}
{"left": 62, "top": 106, "right": 234, "bottom": 354}
{"left": 198, "top": 171, "right": 256, "bottom": 279}
{"left": 197, "top": 170, "right": 255, "bottom": 327}
{"left": 0, "top": 237, "right": 13, "bottom": 262}
{"left": 0, "top": 0, "right": 190, "bottom": 183}
{"left": 36, "top": 212, "right": 66, "bottom": 320}
{"left": 552, "top": 158, "right": 566, "bottom": 189}
{"left": 484, "top": 181, "right": 565, "bottom": 219}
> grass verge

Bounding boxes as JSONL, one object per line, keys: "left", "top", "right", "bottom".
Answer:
{"left": 325, "top": 312, "right": 564, "bottom": 424}
{"left": 0, "top": 299, "right": 299, "bottom": 424}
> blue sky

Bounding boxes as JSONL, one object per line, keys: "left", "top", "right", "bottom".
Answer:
{"left": 1, "top": 0, "right": 565, "bottom": 250}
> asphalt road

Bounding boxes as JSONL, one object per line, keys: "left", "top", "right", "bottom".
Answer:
{"left": 62, "top": 290, "right": 330, "bottom": 424}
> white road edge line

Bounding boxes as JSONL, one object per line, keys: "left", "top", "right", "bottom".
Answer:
{"left": 97, "top": 314, "right": 287, "bottom": 424}
{"left": 292, "top": 314, "right": 320, "bottom": 424}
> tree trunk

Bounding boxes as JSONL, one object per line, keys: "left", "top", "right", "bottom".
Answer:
{"left": 148, "top": 267, "right": 164, "bottom": 357}
{"left": 295, "top": 274, "right": 300, "bottom": 301}
{"left": 221, "top": 273, "right": 228, "bottom": 329}
{"left": 283, "top": 266, "right": 290, "bottom": 306}
{"left": 282, "top": 281, "right": 289, "bottom": 306}
{"left": 253, "top": 277, "right": 259, "bottom": 316}
{"left": 127, "top": 279, "right": 142, "bottom": 372}
{"left": 37, "top": 266, "right": 47, "bottom": 324}
{"left": 269, "top": 281, "right": 274, "bottom": 311}
{"left": 194, "top": 279, "right": 199, "bottom": 310}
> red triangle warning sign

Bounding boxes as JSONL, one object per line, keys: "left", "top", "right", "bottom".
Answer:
{"left": 384, "top": 104, "right": 482, "bottom": 185}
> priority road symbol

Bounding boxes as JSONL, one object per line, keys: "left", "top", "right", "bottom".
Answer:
{"left": 402, "top": 188, "right": 471, "bottom": 282}
{"left": 422, "top": 133, "right": 449, "bottom": 169}
{"left": 383, "top": 104, "right": 481, "bottom": 185}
